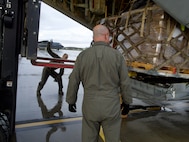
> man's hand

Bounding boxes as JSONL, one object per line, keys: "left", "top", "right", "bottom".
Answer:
{"left": 69, "top": 104, "right": 77, "bottom": 112}
{"left": 121, "top": 103, "right": 130, "bottom": 115}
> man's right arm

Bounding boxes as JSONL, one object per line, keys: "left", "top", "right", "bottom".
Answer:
{"left": 66, "top": 57, "right": 81, "bottom": 112}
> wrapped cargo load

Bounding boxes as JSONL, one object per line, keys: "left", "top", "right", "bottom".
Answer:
{"left": 100, "top": 2, "right": 189, "bottom": 79}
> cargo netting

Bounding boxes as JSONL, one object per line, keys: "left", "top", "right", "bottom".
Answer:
{"left": 100, "top": 2, "right": 189, "bottom": 78}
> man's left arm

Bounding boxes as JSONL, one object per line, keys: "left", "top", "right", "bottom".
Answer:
{"left": 119, "top": 56, "right": 132, "bottom": 105}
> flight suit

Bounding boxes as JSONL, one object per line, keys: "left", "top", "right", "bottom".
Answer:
{"left": 37, "top": 66, "right": 64, "bottom": 94}
{"left": 66, "top": 41, "right": 131, "bottom": 142}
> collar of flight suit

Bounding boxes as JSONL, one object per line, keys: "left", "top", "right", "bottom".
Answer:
{"left": 92, "top": 41, "right": 110, "bottom": 47}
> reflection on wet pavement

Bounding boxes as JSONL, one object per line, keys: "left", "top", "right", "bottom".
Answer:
{"left": 37, "top": 95, "right": 63, "bottom": 119}
{"left": 12, "top": 50, "right": 189, "bottom": 142}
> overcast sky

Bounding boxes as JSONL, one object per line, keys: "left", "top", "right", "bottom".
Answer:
{"left": 38, "top": 2, "right": 93, "bottom": 48}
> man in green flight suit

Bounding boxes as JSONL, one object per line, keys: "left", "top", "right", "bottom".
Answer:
{"left": 66, "top": 24, "right": 131, "bottom": 142}
{"left": 37, "top": 42, "right": 68, "bottom": 96}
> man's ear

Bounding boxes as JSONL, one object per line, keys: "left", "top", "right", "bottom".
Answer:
{"left": 105, "top": 34, "right": 110, "bottom": 43}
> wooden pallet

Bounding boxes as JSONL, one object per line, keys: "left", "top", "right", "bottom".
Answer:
{"left": 179, "top": 69, "right": 189, "bottom": 74}
{"left": 158, "top": 66, "right": 177, "bottom": 74}
{"left": 129, "top": 61, "right": 154, "bottom": 70}
{"left": 128, "top": 61, "right": 178, "bottom": 74}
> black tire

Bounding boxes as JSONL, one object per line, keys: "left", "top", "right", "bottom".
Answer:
{"left": 0, "top": 112, "right": 10, "bottom": 142}
{"left": 0, "top": 126, "right": 7, "bottom": 142}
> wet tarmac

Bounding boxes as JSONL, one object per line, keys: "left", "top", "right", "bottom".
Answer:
{"left": 11, "top": 49, "right": 189, "bottom": 142}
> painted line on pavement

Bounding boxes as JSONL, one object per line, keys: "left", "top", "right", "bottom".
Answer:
{"left": 15, "top": 117, "right": 82, "bottom": 129}
{"left": 16, "top": 116, "right": 106, "bottom": 142}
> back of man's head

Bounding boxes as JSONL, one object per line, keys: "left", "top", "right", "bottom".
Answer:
{"left": 93, "top": 24, "right": 110, "bottom": 43}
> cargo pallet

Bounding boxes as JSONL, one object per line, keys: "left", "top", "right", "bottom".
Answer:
{"left": 101, "top": 2, "right": 189, "bottom": 79}
{"left": 127, "top": 61, "right": 189, "bottom": 78}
